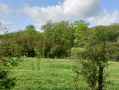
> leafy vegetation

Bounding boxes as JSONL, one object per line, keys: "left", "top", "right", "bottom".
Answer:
{"left": 0, "top": 23, "right": 22, "bottom": 89}
{"left": 0, "top": 20, "right": 119, "bottom": 89}
{"left": 0, "top": 20, "right": 118, "bottom": 59}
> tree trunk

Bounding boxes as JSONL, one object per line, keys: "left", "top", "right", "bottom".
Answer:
{"left": 98, "top": 66, "right": 104, "bottom": 90}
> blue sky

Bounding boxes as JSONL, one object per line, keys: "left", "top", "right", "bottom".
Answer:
{"left": 0, "top": 0, "right": 119, "bottom": 34}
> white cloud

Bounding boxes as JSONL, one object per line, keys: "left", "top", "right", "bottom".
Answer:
{"left": 62, "top": 0, "right": 100, "bottom": 17}
{"left": 0, "top": 3, "right": 12, "bottom": 17}
{"left": 18, "top": 0, "right": 100, "bottom": 28}
{"left": 88, "top": 10, "right": 119, "bottom": 26}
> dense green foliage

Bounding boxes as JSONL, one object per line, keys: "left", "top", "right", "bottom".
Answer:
{"left": 0, "top": 20, "right": 118, "bottom": 59}
{"left": 0, "top": 22, "right": 23, "bottom": 89}
{"left": 0, "top": 20, "right": 119, "bottom": 89}
{"left": 72, "top": 24, "right": 118, "bottom": 90}
{"left": 0, "top": 37, "right": 22, "bottom": 89}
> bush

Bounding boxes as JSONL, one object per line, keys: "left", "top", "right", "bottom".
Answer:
{"left": 0, "top": 42, "right": 22, "bottom": 89}
{"left": 0, "top": 58, "right": 16, "bottom": 89}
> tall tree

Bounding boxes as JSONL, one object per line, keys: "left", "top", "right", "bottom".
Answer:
{"left": 72, "top": 20, "right": 89, "bottom": 47}
{"left": 42, "top": 21, "right": 73, "bottom": 58}
{"left": 24, "top": 25, "right": 38, "bottom": 57}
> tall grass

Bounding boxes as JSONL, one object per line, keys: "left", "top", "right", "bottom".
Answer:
{"left": 11, "top": 57, "right": 119, "bottom": 90}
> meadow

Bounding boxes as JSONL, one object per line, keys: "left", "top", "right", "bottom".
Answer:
{"left": 11, "top": 57, "right": 119, "bottom": 90}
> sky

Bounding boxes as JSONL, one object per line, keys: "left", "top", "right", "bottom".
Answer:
{"left": 0, "top": 0, "right": 119, "bottom": 34}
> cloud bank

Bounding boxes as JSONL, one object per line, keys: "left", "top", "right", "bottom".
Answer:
{"left": 18, "top": 0, "right": 119, "bottom": 28}
{"left": 19, "top": 0, "right": 100, "bottom": 27}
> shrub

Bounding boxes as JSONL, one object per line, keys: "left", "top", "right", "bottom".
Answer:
{"left": 0, "top": 57, "right": 16, "bottom": 89}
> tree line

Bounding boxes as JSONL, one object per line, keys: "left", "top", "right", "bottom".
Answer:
{"left": 0, "top": 20, "right": 118, "bottom": 59}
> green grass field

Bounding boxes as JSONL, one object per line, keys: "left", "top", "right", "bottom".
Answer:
{"left": 11, "top": 57, "right": 119, "bottom": 90}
